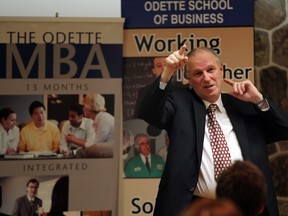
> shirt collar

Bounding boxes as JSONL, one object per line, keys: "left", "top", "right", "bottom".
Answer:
{"left": 140, "top": 153, "right": 150, "bottom": 161}
{"left": 27, "top": 195, "right": 34, "bottom": 202}
{"left": 33, "top": 121, "right": 47, "bottom": 131}
{"left": 78, "top": 118, "right": 87, "bottom": 130}
{"left": 0, "top": 124, "right": 5, "bottom": 133}
{"left": 69, "top": 118, "right": 86, "bottom": 130}
{"left": 203, "top": 94, "right": 224, "bottom": 113}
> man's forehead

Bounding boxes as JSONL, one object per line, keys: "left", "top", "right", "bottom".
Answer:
{"left": 138, "top": 137, "right": 150, "bottom": 143}
{"left": 69, "top": 110, "right": 79, "bottom": 116}
{"left": 32, "top": 107, "right": 45, "bottom": 113}
{"left": 28, "top": 182, "right": 38, "bottom": 186}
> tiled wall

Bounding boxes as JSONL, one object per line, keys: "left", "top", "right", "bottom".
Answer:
{"left": 255, "top": 0, "right": 288, "bottom": 215}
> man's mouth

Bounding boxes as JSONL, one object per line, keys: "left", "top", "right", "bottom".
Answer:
{"left": 204, "top": 84, "right": 214, "bottom": 89}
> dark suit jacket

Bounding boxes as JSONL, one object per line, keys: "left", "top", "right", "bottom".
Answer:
{"left": 12, "top": 195, "right": 42, "bottom": 216}
{"left": 138, "top": 77, "right": 288, "bottom": 216}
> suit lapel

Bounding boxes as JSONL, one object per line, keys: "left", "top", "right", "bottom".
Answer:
{"left": 190, "top": 91, "right": 251, "bottom": 162}
{"left": 191, "top": 90, "right": 207, "bottom": 164}
{"left": 222, "top": 94, "right": 250, "bottom": 160}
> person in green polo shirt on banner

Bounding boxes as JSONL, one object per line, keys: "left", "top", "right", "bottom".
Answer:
{"left": 125, "top": 133, "right": 164, "bottom": 178}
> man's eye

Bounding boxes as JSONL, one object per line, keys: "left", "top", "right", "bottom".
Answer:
{"left": 208, "top": 68, "right": 215, "bottom": 73}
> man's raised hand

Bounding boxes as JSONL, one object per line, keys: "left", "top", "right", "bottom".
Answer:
{"left": 161, "top": 44, "right": 188, "bottom": 83}
{"left": 224, "top": 78, "right": 263, "bottom": 104}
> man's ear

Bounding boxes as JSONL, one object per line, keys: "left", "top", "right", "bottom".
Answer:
{"left": 220, "top": 63, "right": 224, "bottom": 75}
{"left": 184, "top": 66, "right": 188, "bottom": 79}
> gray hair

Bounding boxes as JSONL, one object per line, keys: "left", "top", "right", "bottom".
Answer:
{"left": 184, "top": 47, "right": 222, "bottom": 79}
{"left": 83, "top": 93, "right": 106, "bottom": 112}
{"left": 134, "top": 133, "right": 150, "bottom": 151}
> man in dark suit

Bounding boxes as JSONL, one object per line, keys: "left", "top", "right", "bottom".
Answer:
{"left": 138, "top": 45, "right": 288, "bottom": 216}
{"left": 12, "top": 178, "right": 43, "bottom": 216}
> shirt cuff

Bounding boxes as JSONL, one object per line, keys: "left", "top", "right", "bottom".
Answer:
{"left": 159, "top": 81, "right": 167, "bottom": 90}
{"left": 257, "top": 98, "right": 270, "bottom": 112}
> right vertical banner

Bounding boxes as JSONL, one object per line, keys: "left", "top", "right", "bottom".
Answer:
{"left": 121, "top": 1, "right": 254, "bottom": 215}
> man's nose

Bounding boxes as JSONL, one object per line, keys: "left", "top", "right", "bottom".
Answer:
{"left": 203, "top": 72, "right": 211, "bottom": 81}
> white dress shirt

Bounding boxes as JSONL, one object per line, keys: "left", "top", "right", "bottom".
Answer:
{"left": 194, "top": 96, "right": 244, "bottom": 198}
{"left": 93, "top": 111, "right": 114, "bottom": 142}
{"left": 60, "top": 117, "right": 95, "bottom": 151}
{"left": 0, "top": 123, "right": 19, "bottom": 154}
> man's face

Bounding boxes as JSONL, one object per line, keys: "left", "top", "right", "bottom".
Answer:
{"left": 26, "top": 182, "right": 39, "bottom": 198}
{"left": 31, "top": 107, "right": 46, "bottom": 128}
{"left": 152, "top": 57, "right": 166, "bottom": 78}
{"left": 186, "top": 50, "right": 223, "bottom": 103}
{"left": 68, "top": 110, "right": 83, "bottom": 127}
{"left": 138, "top": 136, "right": 151, "bottom": 157}
{"left": 2, "top": 113, "right": 17, "bottom": 130}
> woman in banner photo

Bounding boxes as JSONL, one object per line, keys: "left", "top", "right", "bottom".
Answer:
{"left": 83, "top": 93, "right": 114, "bottom": 143}
{"left": 138, "top": 44, "right": 288, "bottom": 216}
{"left": 80, "top": 93, "right": 114, "bottom": 158}
{"left": 0, "top": 107, "right": 19, "bottom": 154}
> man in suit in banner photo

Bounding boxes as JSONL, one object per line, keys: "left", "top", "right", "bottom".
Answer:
{"left": 124, "top": 133, "right": 164, "bottom": 178}
{"left": 12, "top": 178, "right": 44, "bottom": 216}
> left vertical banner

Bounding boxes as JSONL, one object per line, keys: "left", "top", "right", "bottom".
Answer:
{"left": 0, "top": 17, "right": 124, "bottom": 216}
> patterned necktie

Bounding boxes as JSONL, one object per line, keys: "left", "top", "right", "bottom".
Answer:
{"left": 145, "top": 157, "right": 151, "bottom": 172}
{"left": 207, "top": 104, "right": 231, "bottom": 180}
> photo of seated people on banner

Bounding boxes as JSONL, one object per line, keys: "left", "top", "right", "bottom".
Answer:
{"left": 0, "top": 93, "right": 114, "bottom": 159}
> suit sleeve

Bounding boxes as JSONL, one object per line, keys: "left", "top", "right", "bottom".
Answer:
{"left": 260, "top": 98, "right": 288, "bottom": 143}
{"left": 11, "top": 198, "right": 19, "bottom": 216}
{"left": 138, "top": 76, "right": 174, "bottom": 130}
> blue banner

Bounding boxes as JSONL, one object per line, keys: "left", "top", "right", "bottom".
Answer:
{"left": 122, "top": 0, "right": 253, "bottom": 29}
